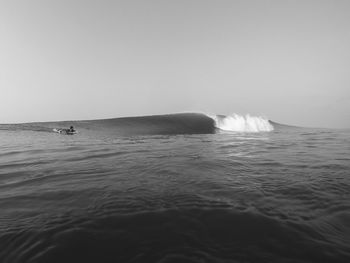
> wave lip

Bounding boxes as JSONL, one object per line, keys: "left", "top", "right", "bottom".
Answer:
{"left": 210, "top": 114, "right": 274, "bottom": 132}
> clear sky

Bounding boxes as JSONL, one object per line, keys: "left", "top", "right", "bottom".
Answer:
{"left": 1, "top": 0, "right": 350, "bottom": 128}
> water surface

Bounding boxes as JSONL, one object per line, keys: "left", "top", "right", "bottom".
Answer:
{"left": 1, "top": 115, "right": 349, "bottom": 263}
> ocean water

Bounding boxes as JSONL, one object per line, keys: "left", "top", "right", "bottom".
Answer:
{"left": 0, "top": 113, "right": 349, "bottom": 263}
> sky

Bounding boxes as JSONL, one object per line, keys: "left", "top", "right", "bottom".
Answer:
{"left": 1, "top": 0, "right": 350, "bottom": 128}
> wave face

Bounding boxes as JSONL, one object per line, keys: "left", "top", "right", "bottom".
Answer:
{"left": 90, "top": 113, "right": 216, "bottom": 135}
{"left": 211, "top": 114, "right": 274, "bottom": 132}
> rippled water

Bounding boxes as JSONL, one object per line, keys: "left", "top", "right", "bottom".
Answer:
{"left": 1, "top": 128, "right": 350, "bottom": 263}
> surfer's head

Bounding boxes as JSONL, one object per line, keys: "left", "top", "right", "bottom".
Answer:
{"left": 70, "top": 126, "right": 74, "bottom": 129}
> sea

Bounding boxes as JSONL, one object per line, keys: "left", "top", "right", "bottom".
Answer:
{"left": 0, "top": 113, "right": 349, "bottom": 263}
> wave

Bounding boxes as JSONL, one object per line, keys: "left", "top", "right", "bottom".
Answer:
{"left": 210, "top": 114, "right": 274, "bottom": 132}
{"left": 0, "top": 113, "right": 276, "bottom": 136}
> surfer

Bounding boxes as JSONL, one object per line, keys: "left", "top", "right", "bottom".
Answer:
{"left": 53, "top": 126, "right": 76, "bottom": 135}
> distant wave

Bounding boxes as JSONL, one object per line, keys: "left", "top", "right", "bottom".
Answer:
{"left": 0, "top": 113, "right": 276, "bottom": 136}
{"left": 209, "top": 114, "right": 274, "bottom": 132}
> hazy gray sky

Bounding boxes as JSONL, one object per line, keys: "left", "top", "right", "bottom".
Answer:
{"left": 1, "top": 0, "right": 350, "bottom": 127}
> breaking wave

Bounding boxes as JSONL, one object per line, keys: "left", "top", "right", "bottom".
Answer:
{"left": 210, "top": 114, "right": 274, "bottom": 132}
{"left": 0, "top": 113, "right": 275, "bottom": 136}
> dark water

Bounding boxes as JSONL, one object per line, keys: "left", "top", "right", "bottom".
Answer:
{"left": 1, "top": 114, "right": 350, "bottom": 263}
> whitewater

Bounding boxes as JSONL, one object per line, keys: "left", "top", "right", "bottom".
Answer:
{"left": 211, "top": 114, "right": 274, "bottom": 132}
{"left": 0, "top": 113, "right": 349, "bottom": 263}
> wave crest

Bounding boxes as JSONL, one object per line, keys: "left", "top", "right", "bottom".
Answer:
{"left": 210, "top": 114, "right": 274, "bottom": 132}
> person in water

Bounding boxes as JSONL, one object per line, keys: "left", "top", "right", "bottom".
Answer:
{"left": 68, "top": 126, "right": 75, "bottom": 132}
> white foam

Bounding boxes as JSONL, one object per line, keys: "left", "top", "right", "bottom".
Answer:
{"left": 210, "top": 114, "right": 274, "bottom": 132}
